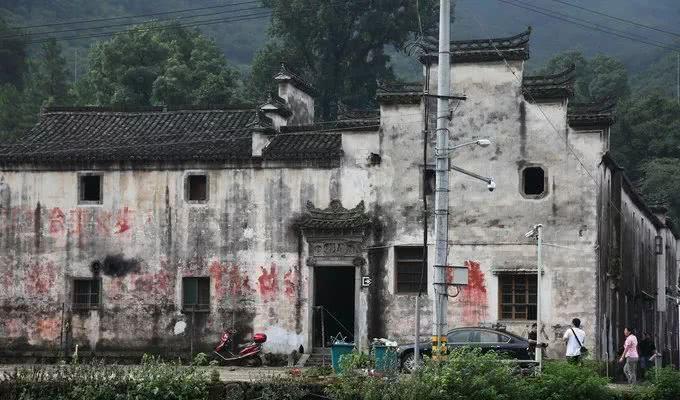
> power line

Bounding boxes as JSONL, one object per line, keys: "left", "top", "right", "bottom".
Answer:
{"left": 25, "top": 12, "right": 272, "bottom": 45}
{"left": 549, "top": 0, "right": 680, "bottom": 39}
{"left": 9, "top": 0, "right": 261, "bottom": 30}
{"left": 495, "top": 0, "right": 680, "bottom": 53}
{"left": 503, "top": 0, "right": 679, "bottom": 50}
{"left": 2, "top": 4, "right": 266, "bottom": 40}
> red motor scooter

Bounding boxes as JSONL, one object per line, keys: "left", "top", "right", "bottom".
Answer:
{"left": 213, "top": 328, "right": 267, "bottom": 366}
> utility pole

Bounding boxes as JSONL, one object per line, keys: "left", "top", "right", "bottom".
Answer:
{"left": 536, "top": 224, "right": 543, "bottom": 373}
{"left": 432, "top": 0, "right": 452, "bottom": 359}
{"left": 74, "top": 48, "right": 78, "bottom": 83}
{"left": 676, "top": 52, "right": 679, "bottom": 105}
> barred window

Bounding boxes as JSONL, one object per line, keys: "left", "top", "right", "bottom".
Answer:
{"left": 73, "top": 278, "right": 100, "bottom": 309}
{"left": 395, "top": 246, "right": 427, "bottom": 293}
{"left": 499, "top": 274, "right": 537, "bottom": 320}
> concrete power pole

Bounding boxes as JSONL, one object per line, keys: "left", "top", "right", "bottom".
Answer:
{"left": 432, "top": 0, "right": 452, "bottom": 357}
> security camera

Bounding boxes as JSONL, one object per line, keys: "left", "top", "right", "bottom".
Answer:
{"left": 487, "top": 180, "right": 496, "bottom": 192}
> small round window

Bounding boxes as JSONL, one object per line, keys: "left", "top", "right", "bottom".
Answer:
{"left": 521, "top": 166, "right": 547, "bottom": 198}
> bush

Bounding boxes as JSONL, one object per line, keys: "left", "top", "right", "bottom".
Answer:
{"left": 525, "top": 361, "right": 611, "bottom": 400}
{"left": 643, "top": 367, "right": 680, "bottom": 400}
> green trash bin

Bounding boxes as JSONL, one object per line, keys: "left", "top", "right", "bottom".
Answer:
{"left": 331, "top": 342, "right": 355, "bottom": 373}
{"left": 373, "top": 345, "right": 398, "bottom": 372}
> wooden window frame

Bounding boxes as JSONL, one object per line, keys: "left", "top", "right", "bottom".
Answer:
{"left": 498, "top": 274, "right": 537, "bottom": 320}
{"left": 182, "top": 276, "right": 210, "bottom": 312}
{"left": 394, "top": 246, "right": 427, "bottom": 294}
{"left": 73, "top": 278, "right": 101, "bottom": 310}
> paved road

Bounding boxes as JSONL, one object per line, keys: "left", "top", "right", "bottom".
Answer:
{"left": 0, "top": 364, "right": 292, "bottom": 382}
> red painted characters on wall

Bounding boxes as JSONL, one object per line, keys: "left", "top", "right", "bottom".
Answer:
{"left": 458, "top": 260, "right": 488, "bottom": 326}
{"left": 25, "top": 261, "right": 57, "bottom": 296}
{"left": 257, "top": 264, "right": 279, "bottom": 302}
{"left": 48, "top": 208, "right": 65, "bottom": 236}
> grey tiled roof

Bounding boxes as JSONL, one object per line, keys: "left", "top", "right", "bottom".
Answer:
{"left": 568, "top": 102, "right": 616, "bottom": 128}
{"left": 0, "top": 107, "right": 263, "bottom": 164}
{"left": 262, "top": 133, "right": 342, "bottom": 160}
{"left": 297, "top": 200, "right": 371, "bottom": 230}
{"left": 420, "top": 28, "right": 531, "bottom": 64}
{"left": 523, "top": 64, "right": 575, "bottom": 100}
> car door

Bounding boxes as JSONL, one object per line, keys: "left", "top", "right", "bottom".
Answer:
{"left": 471, "top": 330, "right": 505, "bottom": 353}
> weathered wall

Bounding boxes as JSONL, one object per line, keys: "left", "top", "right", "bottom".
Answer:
{"left": 0, "top": 135, "right": 384, "bottom": 357}
{"left": 370, "top": 60, "right": 605, "bottom": 357}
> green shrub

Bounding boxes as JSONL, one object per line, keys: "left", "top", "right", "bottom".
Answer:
{"left": 193, "top": 352, "right": 210, "bottom": 366}
{"left": 644, "top": 367, "right": 680, "bottom": 400}
{"left": 525, "top": 361, "right": 611, "bottom": 400}
{"left": 339, "top": 350, "right": 374, "bottom": 371}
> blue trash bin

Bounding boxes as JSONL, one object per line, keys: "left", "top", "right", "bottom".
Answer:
{"left": 331, "top": 342, "right": 355, "bottom": 373}
{"left": 373, "top": 345, "right": 398, "bottom": 372}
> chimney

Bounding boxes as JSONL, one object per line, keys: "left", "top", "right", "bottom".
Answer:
{"left": 273, "top": 63, "right": 316, "bottom": 125}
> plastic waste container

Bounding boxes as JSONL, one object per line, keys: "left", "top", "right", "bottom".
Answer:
{"left": 373, "top": 344, "right": 398, "bottom": 372}
{"left": 331, "top": 342, "right": 355, "bottom": 373}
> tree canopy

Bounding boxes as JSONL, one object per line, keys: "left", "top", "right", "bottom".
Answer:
{"left": 540, "top": 50, "right": 629, "bottom": 102}
{"left": 251, "top": 0, "right": 438, "bottom": 119}
{"left": 74, "top": 22, "right": 239, "bottom": 107}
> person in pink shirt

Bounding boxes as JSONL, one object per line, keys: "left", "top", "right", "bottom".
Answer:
{"left": 619, "top": 327, "right": 639, "bottom": 384}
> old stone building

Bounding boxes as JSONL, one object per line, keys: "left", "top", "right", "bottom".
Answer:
{"left": 0, "top": 29, "right": 678, "bottom": 365}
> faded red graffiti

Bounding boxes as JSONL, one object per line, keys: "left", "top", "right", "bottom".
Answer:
{"left": 48, "top": 208, "right": 65, "bottom": 236}
{"left": 69, "top": 209, "right": 86, "bottom": 235}
{"left": 114, "top": 207, "right": 132, "bottom": 234}
{"left": 108, "top": 277, "right": 126, "bottom": 300}
{"left": 209, "top": 261, "right": 226, "bottom": 298}
{"left": 133, "top": 271, "right": 173, "bottom": 298}
{"left": 459, "top": 260, "right": 488, "bottom": 326}
{"left": 26, "top": 262, "right": 57, "bottom": 295}
{"left": 96, "top": 211, "right": 112, "bottom": 236}
{"left": 4, "top": 319, "right": 22, "bottom": 338}
{"left": 35, "top": 318, "right": 60, "bottom": 341}
{"left": 257, "top": 264, "right": 278, "bottom": 302}
{"left": 284, "top": 269, "right": 296, "bottom": 297}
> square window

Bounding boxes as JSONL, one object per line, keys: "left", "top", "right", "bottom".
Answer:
{"left": 182, "top": 277, "right": 210, "bottom": 312}
{"left": 498, "top": 274, "right": 537, "bottom": 320}
{"left": 73, "top": 278, "right": 100, "bottom": 309}
{"left": 79, "top": 174, "right": 102, "bottom": 204}
{"left": 521, "top": 166, "right": 546, "bottom": 197}
{"left": 186, "top": 174, "right": 208, "bottom": 203}
{"left": 395, "top": 246, "right": 427, "bottom": 293}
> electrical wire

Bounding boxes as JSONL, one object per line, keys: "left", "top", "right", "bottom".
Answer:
{"left": 25, "top": 12, "right": 272, "bottom": 45}
{"left": 468, "top": 12, "right": 666, "bottom": 263}
{"left": 1, "top": 5, "right": 266, "bottom": 40}
{"left": 498, "top": 0, "right": 680, "bottom": 51}
{"left": 549, "top": 0, "right": 680, "bottom": 39}
{"left": 8, "top": 0, "right": 262, "bottom": 30}
{"left": 494, "top": 0, "right": 680, "bottom": 53}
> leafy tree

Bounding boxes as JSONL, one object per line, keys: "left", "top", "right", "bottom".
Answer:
{"left": 611, "top": 94, "right": 680, "bottom": 175}
{"left": 253, "top": 0, "right": 439, "bottom": 119}
{"left": 541, "top": 50, "right": 629, "bottom": 102}
{"left": 0, "top": 17, "right": 28, "bottom": 88}
{"left": 639, "top": 158, "right": 680, "bottom": 223}
{"left": 33, "top": 38, "right": 70, "bottom": 104}
{"left": 75, "top": 22, "right": 239, "bottom": 107}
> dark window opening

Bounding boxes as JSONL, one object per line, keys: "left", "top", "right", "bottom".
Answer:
{"left": 73, "top": 279, "right": 100, "bottom": 309}
{"left": 395, "top": 246, "right": 427, "bottom": 293}
{"left": 183, "top": 277, "right": 210, "bottom": 312}
{"left": 522, "top": 167, "right": 545, "bottom": 196}
{"left": 424, "top": 168, "right": 436, "bottom": 195}
{"left": 80, "top": 175, "right": 102, "bottom": 203}
{"left": 187, "top": 174, "right": 208, "bottom": 202}
{"left": 499, "top": 274, "right": 537, "bottom": 320}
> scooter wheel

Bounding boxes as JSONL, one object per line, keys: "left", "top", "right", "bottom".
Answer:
{"left": 248, "top": 356, "right": 263, "bottom": 367}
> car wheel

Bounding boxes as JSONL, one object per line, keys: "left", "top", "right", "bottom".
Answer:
{"left": 401, "top": 351, "right": 417, "bottom": 373}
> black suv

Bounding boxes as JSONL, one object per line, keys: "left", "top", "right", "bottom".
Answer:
{"left": 397, "top": 326, "right": 532, "bottom": 372}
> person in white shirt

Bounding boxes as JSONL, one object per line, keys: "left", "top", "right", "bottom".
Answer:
{"left": 563, "top": 318, "right": 586, "bottom": 364}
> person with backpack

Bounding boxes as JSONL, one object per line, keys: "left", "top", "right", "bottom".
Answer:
{"left": 563, "top": 318, "right": 586, "bottom": 364}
